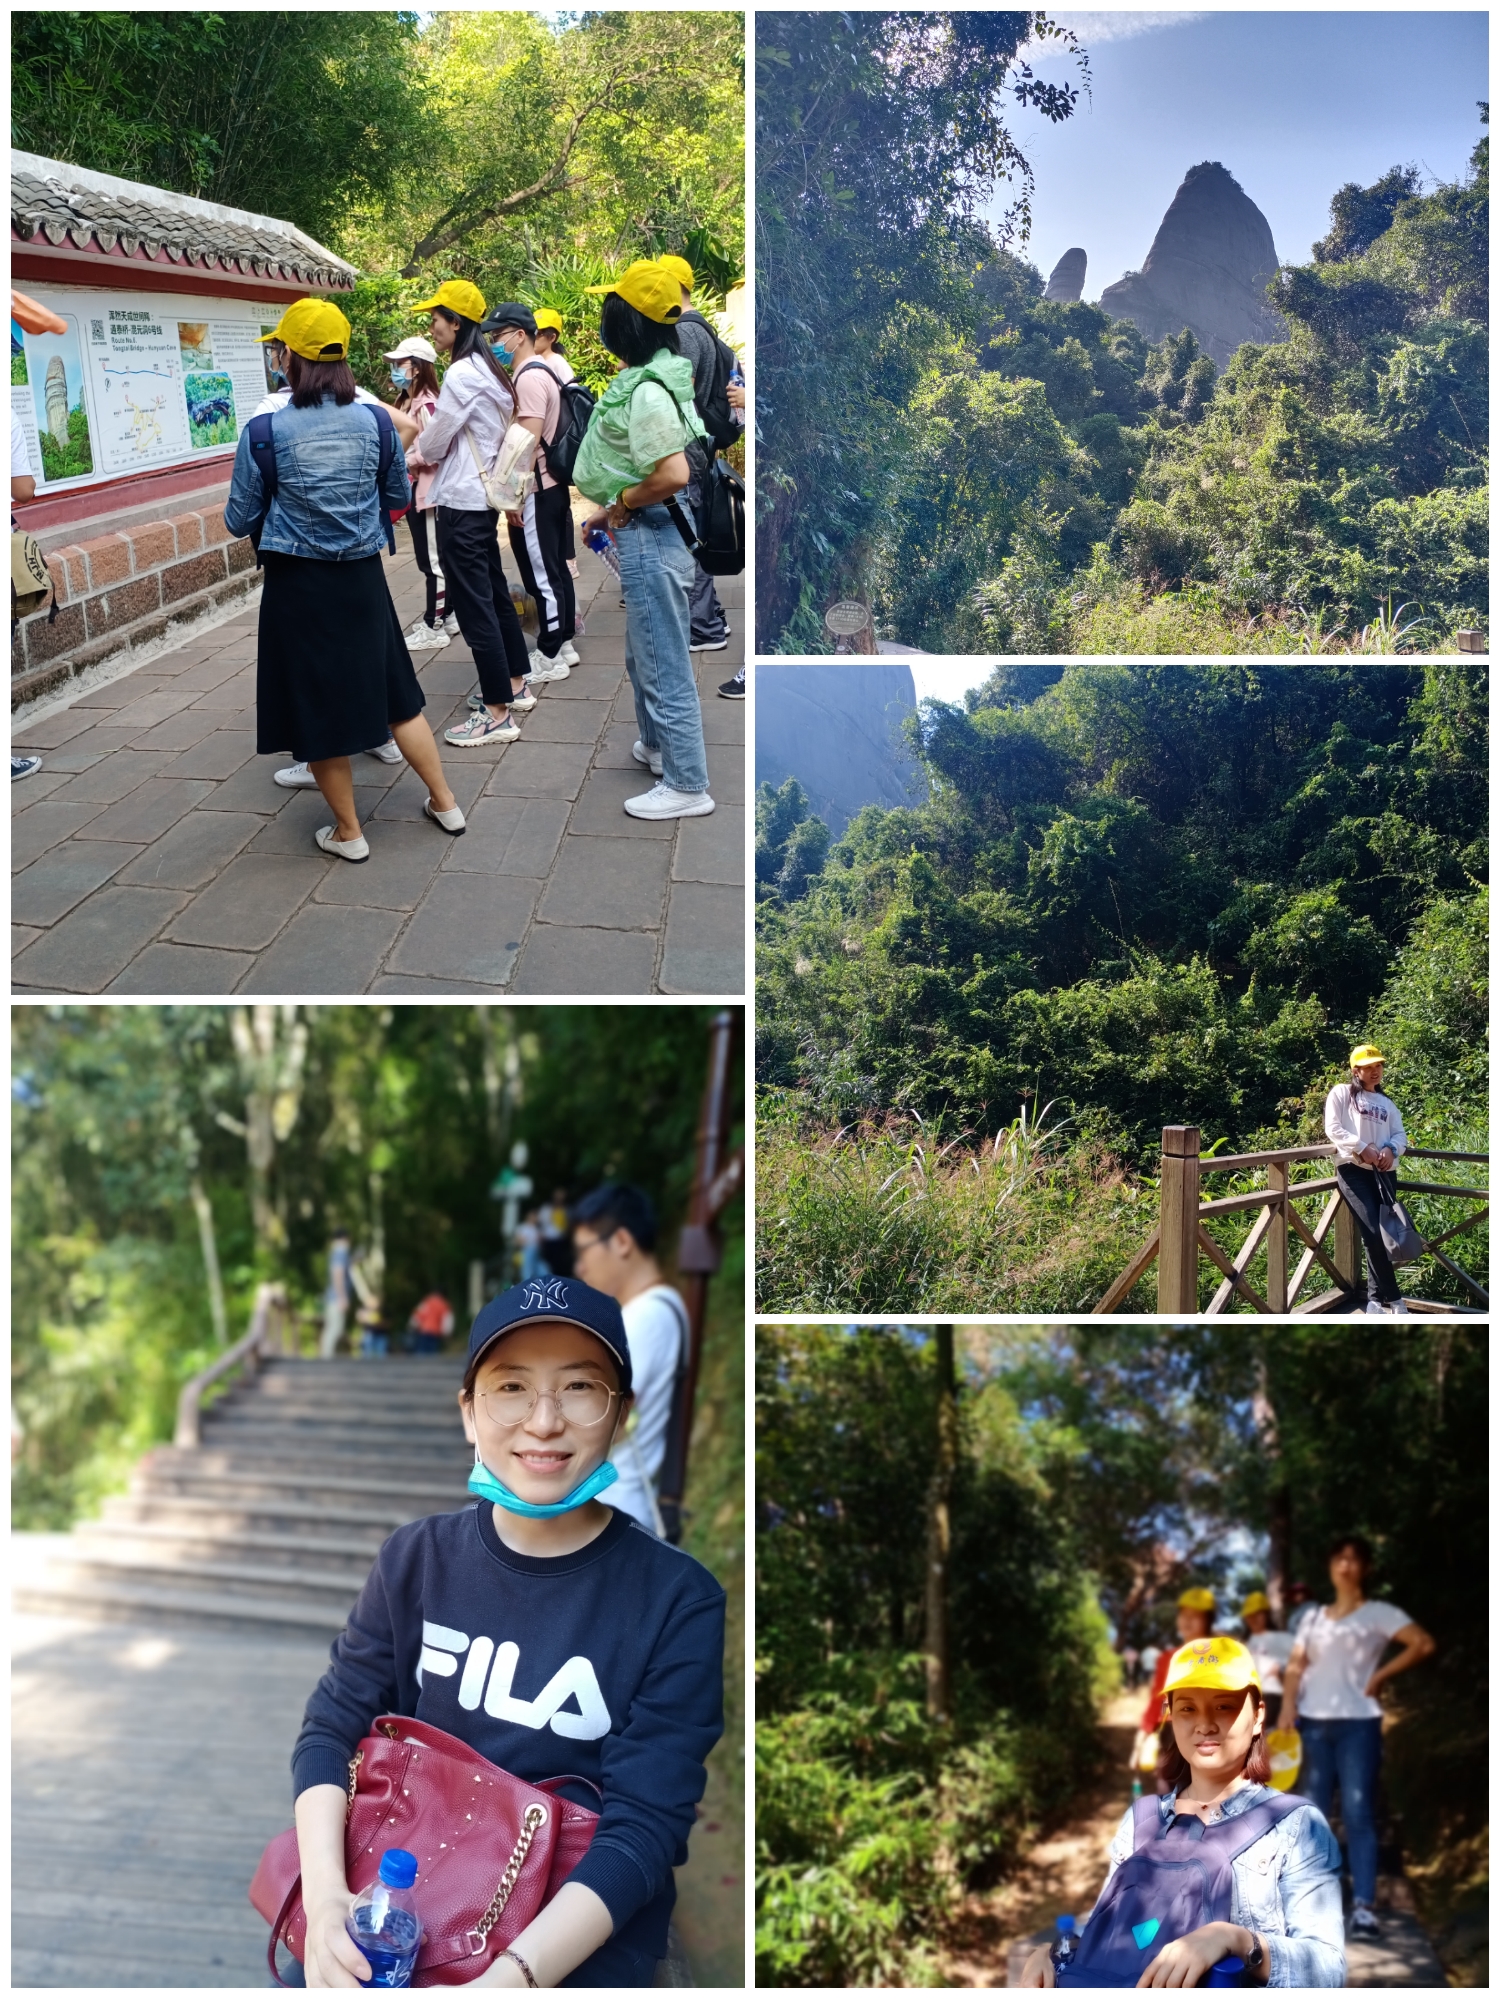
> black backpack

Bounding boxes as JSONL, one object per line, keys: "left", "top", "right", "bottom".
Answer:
{"left": 244, "top": 402, "right": 399, "bottom": 564}
{"left": 515, "top": 361, "right": 596, "bottom": 488}
{"left": 667, "top": 457, "right": 745, "bottom": 577}
{"left": 680, "top": 312, "right": 739, "bottom": 451}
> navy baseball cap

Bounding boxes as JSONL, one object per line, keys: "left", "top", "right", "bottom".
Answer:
{"left": 465, "top": 1276, "right": 632, "bottom": 1395}
{"left": 480, "top": 302, "right": 538, "bottom": 339}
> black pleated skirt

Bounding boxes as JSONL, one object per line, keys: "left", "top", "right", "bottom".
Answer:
{"left": 255, "top": 551, "right": 424, "bottom": 762}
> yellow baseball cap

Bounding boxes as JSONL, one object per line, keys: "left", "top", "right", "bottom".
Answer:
{"left": 585, "top": 259, "right": 683, "bottom": 324}
{"left": 414, "top": 279, "right": 488, "bottom": 323}
{"left": 1240, "top": 1591, "right": 1270, "bottom": 1617}
{"left": 258, "top": 298, "right": 351, "bottom": 361}
{"left": 657, "top": 253, "right": 695, "bottom": 293}
{"left": 1164, "top": 1635, "right": 1261, "bottom": 1697}
{"left": 533, "top": 308, "right": 564, "bottom": 335}
{"left": 1350, "top": 1044, "right": 1384, "bottom": 1066}
{"left": 1178, "top": 1587, "right": 1216, "bottom": 1612}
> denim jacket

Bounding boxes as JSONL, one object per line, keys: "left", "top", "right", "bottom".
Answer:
{"left": 223, "top": 396, "right": 411, "bottom": 560}
{"left": 1100, "top": 1785, "right": 1345, "bottom": 1988}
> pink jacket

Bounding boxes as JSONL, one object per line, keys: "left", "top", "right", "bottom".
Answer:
{"left": 404, "top": 388, "right": 440, "bottom": 510}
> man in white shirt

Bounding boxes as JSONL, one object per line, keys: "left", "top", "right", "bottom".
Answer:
{"left": 1323, "top": 1043, "right": 1409, "bottom": 1315}
{"left": 570, "top": 1183, "right": 689, "bottom": 1539}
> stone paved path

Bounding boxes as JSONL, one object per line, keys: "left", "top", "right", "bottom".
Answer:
{"left": 12, "top": 539, "right": 744, "bottom": 994}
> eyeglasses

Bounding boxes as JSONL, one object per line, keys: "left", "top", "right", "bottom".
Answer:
{"left": 571, "top": 1234, "right": 606, "bottom": 1260}
{"left": 476, "top": 1378, "right": 618, "bottom": 1428}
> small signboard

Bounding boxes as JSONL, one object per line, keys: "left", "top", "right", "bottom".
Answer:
{"left": 824, "top": 599, "right": 871, "bottom": 635}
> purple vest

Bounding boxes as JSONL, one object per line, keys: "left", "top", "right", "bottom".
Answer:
{"left": 1058, "top": 1790, "right": 1303, "bottom": 1987}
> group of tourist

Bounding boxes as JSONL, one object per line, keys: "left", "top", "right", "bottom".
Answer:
{"left": 1042, "top": 1537, "right": 1439, "bottom": 1988}
{"left": 220, "top": 255, "right": 745, "bottom": 862}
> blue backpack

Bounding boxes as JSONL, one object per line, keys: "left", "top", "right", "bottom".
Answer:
{"left": 244, "top": 402, "right": 400, "bottom": 564}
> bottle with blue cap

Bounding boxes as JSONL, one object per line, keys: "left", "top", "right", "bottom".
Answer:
{"left": 346, "top": 1848, "right": 423, "bottom": 1986}
{"left": 1206, "top": 1956, "right": 1246, "bottom": 1987}
{"left": 1050, "top": 1913, "right": 1078, "bottom": 1978}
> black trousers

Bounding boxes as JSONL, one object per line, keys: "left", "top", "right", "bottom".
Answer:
{"left": 507, "top": 481, "right": 576, "bottom": 658}
{"left": 405, "top": 507, "right": 445, "bottom": 626}
{"left": 435, "top": 505, "right": 530, "bottom": 706}
{"left": 686, "top": 464, "right": 727, "bottom": 643}
{"left": 1335, "top": 1163, "right": 1402, "bottom": 1303}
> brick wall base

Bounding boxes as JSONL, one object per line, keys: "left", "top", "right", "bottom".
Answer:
{"left": 11, "top": 499, "right": 262, "bottom": 709}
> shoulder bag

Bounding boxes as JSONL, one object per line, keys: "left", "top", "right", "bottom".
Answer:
{"left": 249, "top": 1713, "right": 598, "bottom": 1987}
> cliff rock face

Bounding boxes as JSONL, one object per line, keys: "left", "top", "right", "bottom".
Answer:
{"left": 1044, "top": 247, "right": 1087, "bottom": 302}
{"left": 1099, "top": 162, "right": 1285, "bottom": 367}
{"left": 756, "top": 662, "right": 927, "bottom": 837}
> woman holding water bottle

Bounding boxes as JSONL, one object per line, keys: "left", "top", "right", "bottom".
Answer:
{"left": 1020, "top": 1638, "right": 1344, "bottom": 1988}
{"left": 287, "top": 1277, "right": 724, "bottom": 1988}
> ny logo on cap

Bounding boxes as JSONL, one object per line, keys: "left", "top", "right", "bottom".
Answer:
{"left": 522, "top": 1277, "right": 571, "bottom": 1314}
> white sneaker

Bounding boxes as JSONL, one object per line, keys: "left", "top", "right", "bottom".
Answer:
{"left": 558, "top": 640, "right": 580, "bottom": 667}
{"left": 445, "top": 710, "right": 520, "bottom": 747}
{"left": 1364, "top": 1300, "right": 1391, "bottom": 1315}
{"left": 366, "top": 738, "right": 404, "bottom": 766}
{"left": 403, "top": 618, "right": 450, "bottom": 652}
{"left": 526, "top": 652, "right": 571, "bottom": 684}
{"left": 442, "top": 612, "right": 461, "bottom": 635}
{"left": 632, "top": 740, "right": 664, "bottom": 776}
{"left": 274, "top": 761, "right": 318, "bottom": 789}
{"left": 624, "top": 781, "right": 715, "bottom": 820}
{"left": 1389, "top": 1298, "right": 1410, "bottom": 1314}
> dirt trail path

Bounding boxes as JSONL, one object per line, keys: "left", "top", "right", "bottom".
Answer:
{"left": 943, "top": 1690, "right": 1141, "bottom": 1987}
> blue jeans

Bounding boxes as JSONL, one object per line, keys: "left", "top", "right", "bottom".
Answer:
{"left": 1299, "top": 1715, "right": 1383, "bottom": 1904}
{"left": 616, "top": 501, "right": 708, "bottom": 794}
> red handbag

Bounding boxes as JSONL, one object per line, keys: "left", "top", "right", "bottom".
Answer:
{"left": 250, "top": 1715, "right": 598, "bottom": 1987}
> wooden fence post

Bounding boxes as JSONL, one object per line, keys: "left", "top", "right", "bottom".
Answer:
{"left": 1266, "top": 1159, "right": 1289, "bottom": 1314}
{"left": 1159, "top": 1126, "right": 1201, "bottom": 1315}
{"left": 1334, "top": 1192, "right": 1362, "bottom": 1300}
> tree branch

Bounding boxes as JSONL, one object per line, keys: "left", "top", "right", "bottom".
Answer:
{"left": 399, "top": 58, "right": 665, "bottom": 275}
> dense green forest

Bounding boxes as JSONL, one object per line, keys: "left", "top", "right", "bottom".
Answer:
{"left": 756, "top": 661, "right": 1487, "bottom": 1311}
{"left": 12, "top": 11, "right": 744, "bottom": 396}
{"left": 12, "top": 1005, "right": 744, "bottom": 1556}
{"left": 756, "top": 9, "right": 1487, "bottom": 653}
{"left": 756, "top": 1324, "right": 1487, "bottom": 1986}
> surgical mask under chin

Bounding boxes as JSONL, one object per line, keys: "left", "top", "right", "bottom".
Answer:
{"left": 469, "top": 1446, "right": 618, "bottom": 1519}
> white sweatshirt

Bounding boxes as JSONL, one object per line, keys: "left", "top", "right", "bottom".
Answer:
{"left": 1324, "top": 1082, "right": 1407, "bottom": 1166}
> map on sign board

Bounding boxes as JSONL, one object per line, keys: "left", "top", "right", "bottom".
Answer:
{"left": 824, "top": 600, "right": 872, "bottom": 635}
{"left": 15, "top": 286, "right": 289, "bottom": 489}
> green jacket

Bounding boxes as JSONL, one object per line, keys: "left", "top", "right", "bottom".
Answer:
{"left": 573, "top": 350, "right": 708, "bottom": 506}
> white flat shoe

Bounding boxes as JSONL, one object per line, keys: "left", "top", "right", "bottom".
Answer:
{"left": 315, "top": 825, "right": 370, "bottom": 862}
{"left": 424, "top": 798, "right": 466, "bottom": 837}
{"left": 624, "top": 781, "right": 715, "bottom": 820}
{"left": 632, "top": 740, "right": 664, "bottom": 776}
{"left": 366, "top": 739, "right": 404, "bottom": 765}
{"left": 274, "top": 761, "right": 318, "bottom": 789}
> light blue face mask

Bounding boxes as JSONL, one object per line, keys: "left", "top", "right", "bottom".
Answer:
{"left": 389, "top": 367, "right": 409, "bottom": 388}
{"left": 490, "top": 340, "right": 516, "bottom": 368}
{"left": 469, "top": 1450, "right": 619, "bottom": 1519}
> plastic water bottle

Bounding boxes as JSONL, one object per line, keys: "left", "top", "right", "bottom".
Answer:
{"left": 586, "top": 525, "right": 621, "bottom": 579}
{"left": 1207, "top": 1957, "right": 1245, "bottom": 1988}
{"left": 728, "top": 360, "right": 746, "bottom": 427}
{"left": 1131, "top": 1778, "right": 1144, "bottom": 1801}
{"left": 1050, "top": 1914, "right": 1078, "bottom": 1980}
{"left": 346, "top": 1848, "right": 423, "bottom": 1987}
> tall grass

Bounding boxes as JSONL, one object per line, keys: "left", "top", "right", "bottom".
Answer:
{"left": 1069, "top": 582, "right": 1461, "bottom": 655}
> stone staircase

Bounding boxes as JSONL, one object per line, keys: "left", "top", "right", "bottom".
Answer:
{"left": 15, "top": 1356, "right": 472, "bottom": 1636}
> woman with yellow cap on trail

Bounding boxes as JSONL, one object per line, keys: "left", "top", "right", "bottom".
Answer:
{"left": 573, "top": 261, "right": 715, "bottom": 821}
{"left": 1023, "top": 1636, "right": 1344, "bottom": 1987}
{"left": 1323, "top": 1046, "right": 1409, "bottom": 1314}
{"left": 224, "top": 299, "right": 465, "bottom": 863}
{"left": 1239, "top": 1594, "right": 1293, "bottom": 1729}
{"left": 1133, "top": 1588, "right": 1215, "bottom": 1780}
{"left": 404, "top": 280, "right": 536, "bottom": 751}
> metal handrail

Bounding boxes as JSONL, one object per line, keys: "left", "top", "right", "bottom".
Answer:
{"left": 174, "top": 1282, "right": 289, "bottom": 1447}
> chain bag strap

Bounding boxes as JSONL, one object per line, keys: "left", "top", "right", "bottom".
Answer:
{"left": 465, "top": 1803, "right": 550, "bottom": 1954}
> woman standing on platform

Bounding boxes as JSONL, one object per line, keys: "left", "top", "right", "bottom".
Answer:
{"left": 223, "top": 299, "right": 464, "bottom": 863}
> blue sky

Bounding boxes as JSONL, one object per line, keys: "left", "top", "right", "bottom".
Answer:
{"left": 993, "top": 11, "right": 1488, "bottom": 297}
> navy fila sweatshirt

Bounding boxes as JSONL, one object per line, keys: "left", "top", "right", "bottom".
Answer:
{"left": 293, "top": 1502, "right": 725, "bottom": 1959}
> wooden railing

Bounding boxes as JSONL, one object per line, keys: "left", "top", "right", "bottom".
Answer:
{"left": 174, "top": 1282, "right": 292, "bottom": 1446}
{"left": 1096, "top": 1127, "right": 1488, "bottom": 1316}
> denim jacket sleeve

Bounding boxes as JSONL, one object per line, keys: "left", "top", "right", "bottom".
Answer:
{"left": 1234, "top": 1803, "right": 1346, "bottom": 1988}
{"left": 380, "top": 422, "right": 412, "bottom": 514}
{"left": 222, "top": 426, "right": 262, "bottom": 540}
